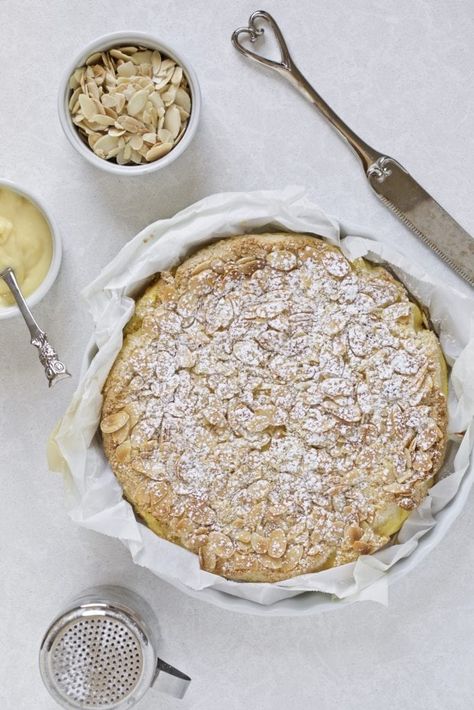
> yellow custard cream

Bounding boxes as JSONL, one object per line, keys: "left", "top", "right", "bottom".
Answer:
{"left": 0, "top": 186, "right": 52, "bottom": 307}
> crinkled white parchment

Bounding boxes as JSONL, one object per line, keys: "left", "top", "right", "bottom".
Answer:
{"left": 49, "top": 187, "right": 474, "bottom": 609}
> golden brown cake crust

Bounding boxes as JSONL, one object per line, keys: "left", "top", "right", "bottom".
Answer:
{"left": 101, "top": 233, "right": 448, "bottom": 582}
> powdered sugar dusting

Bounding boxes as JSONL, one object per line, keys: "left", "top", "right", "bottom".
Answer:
{"left": 102, "top": 235, "right": 447, "bottom": 581}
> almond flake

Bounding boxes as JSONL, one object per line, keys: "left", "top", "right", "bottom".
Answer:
{"left": 127, "top": 88, "right": 148, "bottom": 116}
{"left": 145, "top": 142, "right": 172, "bottom": 162}
{"left": 78, "top": 94, "right": 97, "bottom": 120}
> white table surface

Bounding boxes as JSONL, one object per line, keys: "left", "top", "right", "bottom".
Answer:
{"left": 1, "top": 0, "right": 473, "bottom": 708}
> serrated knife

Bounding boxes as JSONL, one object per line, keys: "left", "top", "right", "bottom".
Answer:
{"left": 232, "top": 10, "right": 474, "bottom": 287}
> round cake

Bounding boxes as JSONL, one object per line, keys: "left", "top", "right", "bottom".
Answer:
{"left": 100, "top": 233, "right": 448, "bottom": 582}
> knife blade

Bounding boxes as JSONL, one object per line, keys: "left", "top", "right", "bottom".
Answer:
{"left": 367, "top": 157, "right": 474, "bottom": 287}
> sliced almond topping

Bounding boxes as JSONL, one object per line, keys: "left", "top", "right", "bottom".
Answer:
{"left": 171, "top": 66, "right": 183, "bottom": 85}
{"left": 175, "top": 87, "right": 191, "bottom": 114}
{"left": 127, "top": 88, "right": 148, "bottom": 116}
{"left": 92, "top": 114, "right": 116, "bottom": 127}
{"left": 110, "top": 48, "right": 134, "bottom": 61}
{"left": 93, "top": 133, "right": 120, "bottom": 155}
{"left": 153, "top": 492, "right": 172, "bottom": 517}
{"left": 281, "top": 544, "right": 303, "bottom": 571}
{"left": 352, "top": 540, "right": 372, "bottom": 554}
{"left": 151, "top": 50, "right": 162, "bottom": 74}
{"left": 247, "top": 479, "right": 271, "bottom": 501}
{"left": 100, "top": 410, "right": 129, "bottom": 433}
{"left": 346, "top": 525, "right": 363, "bottom": 542}
{"left": 145, "top": 142, "right": 172, "bottom": 162}
{"left": 68, "top": 45, "right": 190, "bottom": 165}
{"left": 161, "top": 85, "right": 177, "bottom": 106}
{"left": 134, "top": 481, "right": 151, "bottom": 509}
{"left": 151, "top": 480, "right": 170, "bottom": 501}
{"left": 98, "top": 229, "right": 445, "bottom": 583}
{"left": 199, "top": 544, "right": 217, "bottom": 571}
{"left": 143, "top": 131, "right": 157, "bottom": 144}
{"left": 85, "top": 52, "right": 102, "bottom": 65}
{"left": 129, "top": 134, "right": 144, "bottom": 150}
{"left": 159, "top": 58, "right": 176, "bottom": 74}
{"left": 250, "top": 532, "right": 268, "bottom": 554}
{"left": 115, "top": 440, "right": 131, "bottom": 463}
{"left": 87, "top": 132, "right": 101, "bottom": 149}
{"left": 78, "top": 94, "right": 97, "bottom": 121}
{"left": 267, "top": 529, "right": 287, "bottom": 558}
{"left": 260, "top": 555, "right": 283, "bottom": 570}
{"left": 117, "top": 61, "right": 135, "bottom": 77}
{"left": 131, "top": 50, "right": 153, "bottom": 65}
{"left": 176, "top": 106, "right": 190, "bottom": 122}
{"left": 112, "top": 421, "right": 130, "bottom": 445}
{"left": 68, "top": 87, "right": 81, "bottom": 111}
{"left": 246, "top": 409, "right": 275, "bottom": 433}
{"left": 157, "top": 127, "right": 174, "bottom": 144}
{"left": 149, "top": 91, "right": 165, "bottom": 111}
{"left": 208, "top": 531, "right": 234, "bottom": 559}
{"left": 266, "top": 249, "right": 298, "bottom": 271}
{"left": 163, "top": 105, "right": 181, "bottom": 139}
{"left": 116, "top": 115, "right": 144, "bottom": 133}
{"left": 202, "top": 405, "right": 226, "bottom": 428}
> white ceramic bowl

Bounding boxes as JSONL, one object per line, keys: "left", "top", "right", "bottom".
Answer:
{"left": 0, "top": 179, "right": 62, "bottom": 321}
{"left": 58, "top": 31, "right": 201, "bottom": 175}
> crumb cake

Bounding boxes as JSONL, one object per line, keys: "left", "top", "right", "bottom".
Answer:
{"left": 100, "top": 233, "right": 448, "bottom": 582}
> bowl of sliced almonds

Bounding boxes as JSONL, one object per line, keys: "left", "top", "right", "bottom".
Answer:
{"left": 58, "top": 31, "right": 200, "bottom": 174}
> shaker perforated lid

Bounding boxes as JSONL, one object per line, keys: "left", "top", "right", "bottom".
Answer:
{"left": 40, "top": 603, "right": 161, "bottom": 709}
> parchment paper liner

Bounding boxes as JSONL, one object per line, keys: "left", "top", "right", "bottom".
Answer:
{"left": 49, "top": 187, "right": 474, "bottom": 607}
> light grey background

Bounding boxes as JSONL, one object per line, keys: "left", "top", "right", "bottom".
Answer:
{"left": 0, "top": 1, "right": 473, "bottom": 708}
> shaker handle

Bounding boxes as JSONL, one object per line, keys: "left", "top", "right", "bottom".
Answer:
{"left": 232, "top": 10, "right": 382, "bottom": 171}
{"left": 153, "top": 657, "right": 191, "bottom": 699}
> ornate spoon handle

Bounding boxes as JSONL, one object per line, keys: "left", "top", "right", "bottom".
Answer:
{"left": 0, "top": 267, "right": 71, "bottom": 387}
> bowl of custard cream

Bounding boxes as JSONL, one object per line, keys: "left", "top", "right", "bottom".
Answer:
{"left": 0, "top": 180, "right": 62, "bottom": 320}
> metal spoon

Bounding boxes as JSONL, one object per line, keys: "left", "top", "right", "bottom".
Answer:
{"left": 0, "top": 266, "right": 70, "bottom": 386}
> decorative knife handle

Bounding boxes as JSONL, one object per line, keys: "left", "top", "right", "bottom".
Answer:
{"left": 232, "top": 11, "right": 474, "bottom": 287}
{"left": 0, "top": 267, "right": 71, "bottom": 387}
{"left": 232, "top": 10, "right": 381, "bottom": 170}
